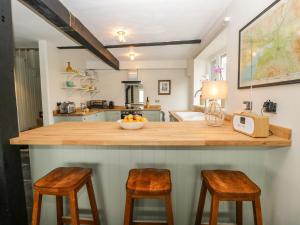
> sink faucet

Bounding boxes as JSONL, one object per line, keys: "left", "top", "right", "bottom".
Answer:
{"left": 194, "top": 89, "right": 202, "bottom": 98}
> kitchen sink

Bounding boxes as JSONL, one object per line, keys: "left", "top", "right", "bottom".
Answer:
{"left": 175, "top": 111, "right": 205, "bottom": 121}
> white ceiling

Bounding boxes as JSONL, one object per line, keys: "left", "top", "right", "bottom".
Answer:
{"left": 12, "top": 0, "right": 232, "bottom": 60}
{"left": 12, "top": 0, "right": 76, "bottom": 47}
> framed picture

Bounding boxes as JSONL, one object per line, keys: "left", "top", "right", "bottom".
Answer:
{"left": 158, "top": 80, "right": 171, "bottom": 95}
{"left": 238, "top": 0, "right": 300, "bottom": 89}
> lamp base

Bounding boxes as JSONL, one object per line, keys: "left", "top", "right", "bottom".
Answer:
{"left": 205, "top": 100, "right": 225, "bottom": 126}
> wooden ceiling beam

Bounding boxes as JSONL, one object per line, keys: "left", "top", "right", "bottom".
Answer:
{"left": 57, "top": 39, "right": 202, "bottom": 49}
{"left": 19, "top": 0, "right": 119, "bottom": 70}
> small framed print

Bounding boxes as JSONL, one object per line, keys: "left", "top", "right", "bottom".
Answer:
{"left": 158, "top": 80, "right": 171, "bottom": 95}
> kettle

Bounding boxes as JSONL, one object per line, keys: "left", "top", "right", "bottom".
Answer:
{"left": 109, "top": 101, "right": 114, "bottom": 109}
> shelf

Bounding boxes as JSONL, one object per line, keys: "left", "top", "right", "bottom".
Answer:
{"left": 62, "top": 87, "right": 98, "bottom": 93}
{"left": 61, "top": 72, "right": 98, "bottom": 81}
{"left": 81, "top": 89, "right": 98, "bottom": 93}
{"left": 61, "top": 86, "right": 80, "bottom": 90}
{"left": 61, "top": 70, "right": 98, "bottom": 96}
{"left": 84, "top": 77, "right": 97, "bottom": 81}
{"left": 61, "top": 71, "right": 84, "bottom": 76}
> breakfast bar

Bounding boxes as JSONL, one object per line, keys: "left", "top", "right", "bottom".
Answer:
{"left": 10, "top": 121, "right": 291, "bottom": 225}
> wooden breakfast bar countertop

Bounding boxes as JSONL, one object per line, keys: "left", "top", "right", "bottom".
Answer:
{"left": 10, "top": 121, "right": 291, "bottom": 147}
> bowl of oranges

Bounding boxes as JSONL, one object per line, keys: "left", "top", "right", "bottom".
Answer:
{"left": 118, "top": 114, "right": 148, "bottom": 130}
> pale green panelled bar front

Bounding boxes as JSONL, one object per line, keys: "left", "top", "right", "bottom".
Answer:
{"left": 29, "top": 145, "right": 281, "bottom": 225}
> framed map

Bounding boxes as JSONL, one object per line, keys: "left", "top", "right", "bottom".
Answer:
{"left": 238, "top": 0, "right": 300, "bottom": 89}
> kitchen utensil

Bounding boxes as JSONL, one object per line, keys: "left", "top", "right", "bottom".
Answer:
{"left": 87, "top": 100, "right": 108, "bottom": 109}
{"left": 59, "top": 102, "right": 76, "bottom": 114}
{"left": 66, "top": 80, "right": 75, "bottom": 87}
{"left": 109, "top": 101, "right": 114, "bottom": 109}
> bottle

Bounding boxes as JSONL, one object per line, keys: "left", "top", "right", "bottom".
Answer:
{"left": 66, "top": 62, "right": 73, "bottom": 72}
{"left": 146, "top": 97, "right": 150, "bottom": 108}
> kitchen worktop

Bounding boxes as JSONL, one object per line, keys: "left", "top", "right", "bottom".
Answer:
{"left": 10, "top": 121, "right": 291, "bottom": 147}
{"left": 53, "top": 105, "right": 162, "bottom": 117}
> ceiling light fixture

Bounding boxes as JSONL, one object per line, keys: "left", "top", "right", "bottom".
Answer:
{"left": 117, "top": 30, "right": 126, "bottom": 43}
{"left": 129, "top": 52, "right": 136, "bottom": 61}
{"left": 224, "top": 17, "right": 231, "bottom": 22}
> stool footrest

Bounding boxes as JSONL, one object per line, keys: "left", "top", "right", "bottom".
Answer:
{"left": 62, "top": 216, "right": 94, "bottom": 224}
{"left": 132, "top": 221, "right": 168, "bottom": 225}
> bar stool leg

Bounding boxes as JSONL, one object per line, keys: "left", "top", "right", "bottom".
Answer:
{"left": 252, "top": 197, "right": 263, "bottom": 225}
{"left": 209, "top": 195, "right": 219, "bottom": 225}
{"left": 165, "top": 194, "right": 174, "bottom": 225}
{"left": 56, "top": 196, "right": 64, "bottom": 225}
{"left": 86, "top": 177, "right": 101, "bottom": 225}
{"left": 236, "top": 201, "right": 243, "bottom": 225}
{"left": 124, "top": 193, "right": 134, "bottom": 225}
{"left": 195, "top": 182, "right": 207, "bottom": 225}
{"left": 32, "top": 191, "right": 43, "bottom": 225}
{"left": 69, "top": 191, "right": 80, "bottom": 225}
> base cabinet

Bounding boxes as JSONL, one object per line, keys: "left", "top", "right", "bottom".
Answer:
{"left": 54, "top": 112, "right": 105, "bottom": 123}
{"left": 142, "top": 111, "right": 161, "bottom": 122}
{"left": 105, "top": 111, "right": 121, "bottom": 121}
{"left": 54, "top": 110, "right": 161, "bottom": 123}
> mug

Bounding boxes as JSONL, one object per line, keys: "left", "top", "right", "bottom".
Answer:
{"left": 66, "top": 80, "right": 75, "bottom": 87}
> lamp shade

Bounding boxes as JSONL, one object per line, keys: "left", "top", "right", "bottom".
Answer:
{"left": 201, "top": 80, "right": 228, "bottom": 100}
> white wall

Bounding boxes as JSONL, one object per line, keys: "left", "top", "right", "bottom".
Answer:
{"left": 94, "top": 68, "right": 189, "bottom": 120}
{"left": 225, "top": 0, "right": 300, "bottom": 224}
{"left": 39, "top": 43, "right": 190, "bottom": 123}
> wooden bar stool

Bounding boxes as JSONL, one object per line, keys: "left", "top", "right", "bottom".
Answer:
{"left": 195, "top": 170, "right": 263, "bottom": 225}
{"left": 124, "top": 168, "right": 174, "bottom": 225}
{"left": 32, "top": 167, "right": 101, "bottom": 225}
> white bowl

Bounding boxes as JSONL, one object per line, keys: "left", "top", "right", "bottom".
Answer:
{"left": 117, "top": 120, "right": 145, "bottom": 130}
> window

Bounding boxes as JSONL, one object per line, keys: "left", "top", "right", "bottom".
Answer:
{"left": 220, "top": 54, "right": 227, "bottom": 80}
{"left": 210, "top": 59, "right": 218, "bottom": 80}
{"left": 209, "top": 54, "right": 227, "bottom": 81}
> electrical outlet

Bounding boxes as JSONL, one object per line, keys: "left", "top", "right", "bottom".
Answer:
{"left": 155, "top": 99, "right": 160, "bottom": 103}
{"left": 263, "top": 100, "right": 277, "bottom": 113}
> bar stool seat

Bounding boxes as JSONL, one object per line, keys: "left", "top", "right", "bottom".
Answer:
{"left": 34, "top": 167, "right": 92, "bottom": 194}
{"left": 124, "top": 168, "right": 174, "bottom": 225}
{"left": 126, "top": 168, "right": 171, "bottom": 195}
{"left": 202, "top": 170, "right": 261, "bottom": 199}
{"left": 195, "top": 170, "right": 263, "bottom": 225}
{"left": 32, "top": 167, "right": 101, "bottom": 225}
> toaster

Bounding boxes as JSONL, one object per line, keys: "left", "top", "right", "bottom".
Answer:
{"left": 87, "top": 100, "right": 108, "bottom": 109}
{"left": 59, "top": 102, "right": 76, "bottom": 114}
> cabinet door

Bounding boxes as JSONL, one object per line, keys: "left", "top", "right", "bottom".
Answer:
{"left": 105, "top": 111, "right": 121, "bottom": 121}
{"left": 54, "top": 116, "right": 83, "bottom": 122}
{"left": 84, "top": 114, "right": 97, "bottom": 121}
{"left": 54, "top": 116, "right": 69, "bottom": 123}
{"left": 68, "top": 116, "right": 85, "bottom": 122}
{"left": 95, "top": 112, "right": 105, "bottom": 121}
{"left": 142, "top": 111, "right": 161, "bottom": 122}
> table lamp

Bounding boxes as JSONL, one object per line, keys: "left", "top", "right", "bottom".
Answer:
{"left": 201, "top": 80, "right": 228, "bottom": 126}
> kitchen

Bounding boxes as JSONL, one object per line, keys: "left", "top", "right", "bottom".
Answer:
{"left": 1, "top": 1, "right": 299, "bottom": 225}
